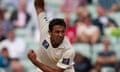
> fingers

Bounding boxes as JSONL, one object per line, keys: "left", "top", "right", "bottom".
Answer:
{"left": 34, "top": 0, "right": 45, "bottom": 14}
{"left": 28, "top": 49, "right": 37, "bottom": 63}
{"left": 28, "top": 49, "right": 35, "bottom": 55}
{"left": 34, "top": 0, "right": 45, "bottom": 9}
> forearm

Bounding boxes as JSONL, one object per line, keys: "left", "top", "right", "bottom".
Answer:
{"left": 97, "top": 57, "right": 106, "bottom": 64}
{"left": 79, "top": 34, "right": 89, "bottom": 42}
{"left": 32, "top": 60, "right": 64, "bottom": 72}
{"left": 91, "top": 32, "right": 99, "bottom": 44}
{"left": 106, "top": 57, "right": 116, "bottom": 63}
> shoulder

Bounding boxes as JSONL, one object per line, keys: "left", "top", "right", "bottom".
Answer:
{"left": 109, "top": 51, "right": 116, "bottom": 55}
{"left": 98, "top": 52, "right": 104, "bottom": 56}
{"left": 62, "top": 37, "right": 73, "bottom": 49}
{"left": 38, "top": 12, "right": 47, "bottom": 19}
{"left": 0, "top": 55, "right": 3, "bottom": 59}
{"left": 15, "top": 38, "right": 25, "bottom": 42}
{"left": 0, "top": 39, "right": 9, "bottom": 44}
{"left": 62, "top": 37, "right": 75, "bottom": 53}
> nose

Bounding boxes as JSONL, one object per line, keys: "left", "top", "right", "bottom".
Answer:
{"left": 58, "top": 32, "right": 64, "bottom": 37}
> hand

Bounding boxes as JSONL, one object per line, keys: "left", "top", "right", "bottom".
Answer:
{"left": 28, "top": 50, "right": 37, "bottom": 63}
{"left": 34, "top": 0, "right": 45, "bottom": 14}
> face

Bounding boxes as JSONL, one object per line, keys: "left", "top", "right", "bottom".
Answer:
{"left": 103, "top": 39, "right": 110, "bottom": 47}
{"left": 103, "top": 39, "right": 110, "bottom": 51}
{"left": 96, "top": 6, "right": 105, "bottom": 16}
{"left": 2, "top": 50, "right": 9, "bottom": 58}
{"left": 20, "top": 0, "right": 26, "bottom": 11}
{"left": 49, "top": 25, "right": 65, "bottom": 47}
{"left": 8, "top": 31, "right": 15, "bottom": 41}
{"left": 82, "top": 13, "right": 91, "bottom": 25}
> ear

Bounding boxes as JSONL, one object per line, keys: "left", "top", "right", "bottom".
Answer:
{"left": 48, "top": 30, "right": 51, "bottom": 35}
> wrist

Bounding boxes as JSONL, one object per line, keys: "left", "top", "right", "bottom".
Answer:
{"left": 31, "top": 58, "right": 37, "bottom": 63}
{"left": 36, "top": 8, "right": 44, "bottom": 15}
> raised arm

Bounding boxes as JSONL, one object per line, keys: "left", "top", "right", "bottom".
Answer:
{"left": 34, "top": 0, "right": 45, "bottom": 14}
{"left": 34, "top": 0, "right": 49, "bottom": 42}
{"left": 28, "top": 50, "right": 65, "bottom": 72}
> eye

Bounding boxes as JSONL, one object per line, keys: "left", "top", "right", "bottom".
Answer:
{"left": 62, "top": 30, "right": 65, "bottom": 33}
{"left": 53, "top": 30, "right": 60, "bottom": 34}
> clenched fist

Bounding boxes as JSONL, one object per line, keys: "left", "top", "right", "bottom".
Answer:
{"left": 34, "top": 0, "right": 45, "bottom": 14}
{"left": 28, "top": 50, "right": 37, "bottom": 63}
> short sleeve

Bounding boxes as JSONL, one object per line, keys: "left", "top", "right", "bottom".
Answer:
{"left": 56, "top": 48, "right": 75, "bottom": 69}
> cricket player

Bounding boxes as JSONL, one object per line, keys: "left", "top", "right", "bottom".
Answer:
{"left": 28, "top": 0, "right": 75, "bottom": 72}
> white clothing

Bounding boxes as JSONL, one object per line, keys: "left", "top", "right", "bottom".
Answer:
{"left": 36, "top": 12, "right": 75, "bottom": 72}
{"left": 18, "top": 11, "right": 26, "bottom": 27}
{"left": 0, "top": 38, "right": 26, "bottom": 59}
{"left": 77, "top": 24, "right": 99, "bottom": 36}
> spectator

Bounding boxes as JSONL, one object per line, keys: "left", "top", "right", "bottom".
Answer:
{"left": 60, "top": 0, "right": 87, "bottom": 19}
{"left": 104, "top": 19, "right": 119, "bottom": 37}
{"left": 65, "top": 15, "right": 77, "bottom": 44}
{"left": 60, "top": 0, "right": 81, "bottom": 14}
{"left": 75, "top": 6, "right": 88, "bottom": 23}
{"left": 93, "top": 6, "right": 118, "bottom": 35}
{"left": 97, "top": 0, "right": 118, "bottom": 12}
{"left": 0, "top": 48, "right": 10, "bottom": 68}
{"left": 76, "top": 12, "right": 100, "bottom": 44}
{"left": 0, "top": 29, "right": 26, "bottom": 59}
{"left": 10, "top": 0, "right": 30, "bottom": 28}
{"left": 0, "top": 8, "right": 13, "bottom": 37}
{"left": 74, "top": 52, "right": 92, "bottom": 72}
{"left": 96, "top": 38, "right": 117, "bottom": 71}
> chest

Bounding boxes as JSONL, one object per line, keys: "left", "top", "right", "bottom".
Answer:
{"left": 41, "top": 39, "right": 66, "bottom": 62}
{"left": 48, "top": 47, "right": 64, "bottom": 62}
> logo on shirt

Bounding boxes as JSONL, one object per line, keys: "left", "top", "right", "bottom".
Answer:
{"left": 42, "top": 40, "right": 49, "bottom": 49}
{"left": 44, "top": 17, "right": 48, "bottom": 21}
{"left": 62, "top": 58, "right": 70, "bottom": 65}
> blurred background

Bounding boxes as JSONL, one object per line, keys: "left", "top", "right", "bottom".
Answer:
{"left": 0, "top": 0, "right": 120, "bottom": 72}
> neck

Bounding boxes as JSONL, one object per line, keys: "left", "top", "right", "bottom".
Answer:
{"left": 50, "top": 38, "right": 59, "bottom": 48}
{"left": 9, "top": 38, "right": 15, "bottom": 42}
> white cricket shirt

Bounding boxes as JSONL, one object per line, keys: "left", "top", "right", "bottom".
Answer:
{"left": 36, "top": 12, "right": 75, "bottom": 72}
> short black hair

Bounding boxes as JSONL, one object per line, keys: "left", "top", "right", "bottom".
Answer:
{"left": 49, "top": 18, "right": 66, "bottom": 31}
{"left": 1, "top": 47, "right": 8, "bottom": 52}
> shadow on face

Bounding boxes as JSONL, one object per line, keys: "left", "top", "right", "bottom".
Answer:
{"left": 1, "top": 48, "right": 9, "bottom": 58}
{"left": 103, "top": 38, "right": 110, "bottom": 52}
{"left": 19, "top": 0, "right": 26, "bottom": 11}
{"left": 49, "top": 25, "right": 65, "bottom": 48}
{"left": 7, "top": 30, "right": 15, "bottom": 41}
{"left": 96, "top": 6, "right": 106, "bottom": 16}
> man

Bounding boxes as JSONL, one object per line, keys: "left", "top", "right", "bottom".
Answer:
{"left": 97, "top": 0, "right": 118, "bottom": 12}
{"left": 74, "top": 52, "right": 92, "bottom": 72}
{"left": 76, "top": 11, "right": 100, "bottom": 44}
{"left": 96, "top": 38, "right": 116, "bottom": 71}
{"left": 0, "top": 48, "right": 10, "bottom": 68}
{"left": 0, "top": 30, "right": 26, "bottom": 59}
{"left": 93, "top": 6, "right": 118, "bottom": 36}
{"left": 10, "top": 0, "right": 30, "bottom": 28}
{"left": 28, "top": 0, "right": 75, "bottom": 72}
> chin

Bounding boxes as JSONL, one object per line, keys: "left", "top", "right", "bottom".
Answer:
{"left": 58, "top": 40, "right": 64, "bottom": 45}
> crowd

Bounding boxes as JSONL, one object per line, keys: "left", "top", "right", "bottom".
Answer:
{"left": 0, "top": 0, "right": 120, "bottom": 72}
